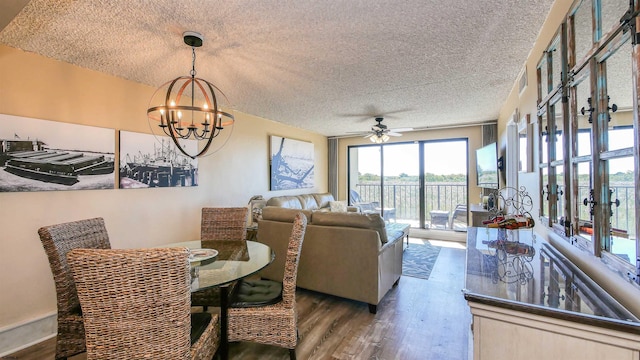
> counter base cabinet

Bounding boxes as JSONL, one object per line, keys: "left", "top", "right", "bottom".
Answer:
{"left": 469, "top": 303, "right": 640, "bottom": 360}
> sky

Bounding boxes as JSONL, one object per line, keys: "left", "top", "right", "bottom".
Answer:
{"left": 543, "top": 129, "right": 634, "bottom": 173}
{"left": 356, "top": 140, "right": 468, "bottom": 176}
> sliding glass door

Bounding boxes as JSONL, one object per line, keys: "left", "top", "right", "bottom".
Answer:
{"left": 348, "top": 146, "right": 382, "bottom": 208}
{"left": 423, "top": 140, "right": 468, "bottom": 230}
{"left": 383, "top": 143, "right": 419, "bottom": 224}
{"left": 348, "top": 139, "right": 468, "bottom": 230}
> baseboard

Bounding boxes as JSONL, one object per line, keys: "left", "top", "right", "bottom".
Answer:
{"left": 0, "top": 312, "right": 57, "bottom": 357}
{"left": 409, "top": 228, "right": 466, "bottom": 243}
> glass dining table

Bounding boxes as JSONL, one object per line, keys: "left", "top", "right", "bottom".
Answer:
{"left": 162, "top": 240, "right": 274, "bottom": 360}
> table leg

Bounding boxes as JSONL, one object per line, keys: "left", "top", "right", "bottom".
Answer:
{"left": 220, "top": 285, "right": 229, "bottom": 360}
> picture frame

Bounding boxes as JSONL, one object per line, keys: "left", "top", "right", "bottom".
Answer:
{"left": 0, "top": 114, "right": 115, "bottom": 192}
{"left": 119, "top": 131, "right": 198, "bottom": 188}
{"left": 269, "top": 135, "right": 314, "bottom": 190}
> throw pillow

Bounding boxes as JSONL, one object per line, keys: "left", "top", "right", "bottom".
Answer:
{"left": 329, "top": 200, "right": 348, "bottom": 212}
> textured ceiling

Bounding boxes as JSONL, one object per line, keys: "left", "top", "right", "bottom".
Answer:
{"left": 0, "top": 0, "right": 555, "bottom": 137}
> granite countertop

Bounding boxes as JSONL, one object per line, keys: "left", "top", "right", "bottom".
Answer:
{"left": 463, "top": 227, "right": 640, "bottom": 334}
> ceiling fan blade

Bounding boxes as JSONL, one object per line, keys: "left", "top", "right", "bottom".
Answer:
{"left": 388, "top": 127, "right": 413, "bottom": 132}
{"left": 375, "top": 107, "right": 415, "bottom": 119}
{"left": 335, "top": 106, "right": 414, "bottom": 121}
{"left": 336, "top": 114, "right": 373, "bottom": 122}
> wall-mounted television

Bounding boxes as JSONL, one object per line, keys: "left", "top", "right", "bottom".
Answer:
{"left": 476, "top": 142, "right": 499, "bottom": 189}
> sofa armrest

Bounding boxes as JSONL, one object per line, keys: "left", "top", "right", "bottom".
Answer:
{"left": 380, "top": 232, "right": 402, "bottom": 252}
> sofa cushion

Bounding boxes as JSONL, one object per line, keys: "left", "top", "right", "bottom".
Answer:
{"left": 262, "top": 206, "right": 313, "bottom": 223}
{"left": 266, "top": 195, "right": 303, "bottom": 209}
{"left": 296, "top": 194, "right": 319, "bottom": 210}
{"left": 313, "top": 193, "right": 335, "bottom": 208}
{"left": 311, "top": 211, "right": 388, "bottom": 244}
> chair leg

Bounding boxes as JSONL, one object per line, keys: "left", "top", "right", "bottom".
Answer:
{"left": 203, "top": 305, "right": 208, "bottom": 311}
{"left": 289, "top": 348, "right": 297, "bottom": 360}
{"left": 368, "top": 304, "right": 377, "bottom": 314}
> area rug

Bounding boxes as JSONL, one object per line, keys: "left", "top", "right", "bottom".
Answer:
{"left": 402, "top": 242, "right": 441, "bottom": 280}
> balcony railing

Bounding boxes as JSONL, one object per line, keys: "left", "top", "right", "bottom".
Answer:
{"left": 574, "top": 184, "right": 636, "bottom": 238}
{"left": 354, "top": 183, "right": 467, "bottom": 227}
{"left": 353, "top": 182, "right": 634, "bottom": 236}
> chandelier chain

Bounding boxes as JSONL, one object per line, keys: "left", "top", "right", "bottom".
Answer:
{"left": 190, "top": 47, "right": 197, "bottom": 77}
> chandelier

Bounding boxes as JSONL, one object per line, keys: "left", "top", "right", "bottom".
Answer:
{"left": 147, "top": 31, "right": 234, "bottom": 158}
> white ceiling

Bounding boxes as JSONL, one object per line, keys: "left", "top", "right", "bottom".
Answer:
{"left": 0, "top": 0, "right": 555, "bottom": 137}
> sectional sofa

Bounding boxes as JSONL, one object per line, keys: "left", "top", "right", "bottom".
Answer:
{"left": 256, "top": 193, "right": 409, "bottom": 313}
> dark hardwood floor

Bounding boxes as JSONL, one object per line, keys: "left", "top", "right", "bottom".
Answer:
{"left": 7, "top": 240, "right": 470, "bottom": 360}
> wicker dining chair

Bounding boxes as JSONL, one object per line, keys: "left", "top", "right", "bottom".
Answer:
{"left": 193, "top": 207, "right": 249, "bottom": 310}
{"left": 200, "top": 207, "right": 249, "bottom": 240}
{"left": 227, "top": 212, "right": 308, "bottom": 360}
{"left": 67, "top": 247, "right": 220, "bottom": 360}
{"left": 38, "top": 217, "right": 111, "bottom": 360}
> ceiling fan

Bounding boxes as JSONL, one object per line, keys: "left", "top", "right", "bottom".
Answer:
{"left": 351, "top": 117, "right": 413, "bottom": 143}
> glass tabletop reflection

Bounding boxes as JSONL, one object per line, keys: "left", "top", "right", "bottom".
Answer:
{"left": 163, "top": 240, "right": 274, "bottom": 291}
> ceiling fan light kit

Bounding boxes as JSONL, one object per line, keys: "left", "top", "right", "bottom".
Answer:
{"left": 370, "top": 133, "right": 390, "bottom": 143}
{"left": 350, "top": 116, "right": 413, "bottom": 143}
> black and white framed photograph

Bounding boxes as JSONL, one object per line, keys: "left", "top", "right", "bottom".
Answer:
{"left": 119, "top": 131, "right": 198, "bottom": 188}
{"left": 0, "top": 114, "right": 115, "bottom": 192}
{"left": 269, "top": 135, "right": 314, "bottom": 190}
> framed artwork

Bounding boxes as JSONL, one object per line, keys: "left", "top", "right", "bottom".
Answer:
{"left": 119, "top": 131, "right": 198, "bottom": 188}
{"left": 270, "top": 135, "right": 314, "bottom": 190}
{"left": 0, "top": 114, "right": 115, "bottom": 192}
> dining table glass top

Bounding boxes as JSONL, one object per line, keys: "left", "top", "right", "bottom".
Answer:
{"left": 162, "top": 240, "right": 274, "bottom": 291}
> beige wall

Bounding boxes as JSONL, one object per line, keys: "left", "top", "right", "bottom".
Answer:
{"left": 336, "top": 125, "right": 484, "bottom": 205}
{"left": 0, "top": 45, "right": 327, "bottom": 330}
